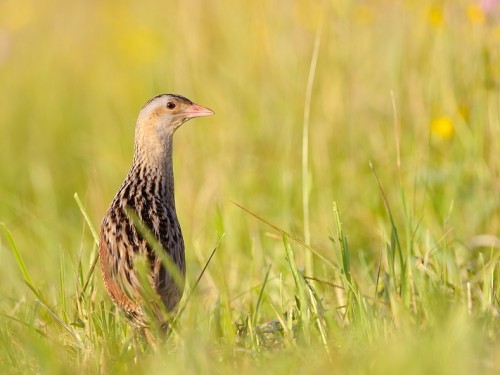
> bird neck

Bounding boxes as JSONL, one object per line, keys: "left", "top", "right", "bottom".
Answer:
{"left": 131, "top": 132, "right": 176, "bottom": 207}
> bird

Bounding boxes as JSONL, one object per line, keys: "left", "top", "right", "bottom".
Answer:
{"left": 99, "top": 94, "right": 214, "bottom": 330}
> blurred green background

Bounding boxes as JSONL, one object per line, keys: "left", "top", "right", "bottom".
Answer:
{"left": 0, "top": 0, "right": 499, "bottom": 373}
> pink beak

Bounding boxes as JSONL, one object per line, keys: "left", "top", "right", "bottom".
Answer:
{"left": 184, "top": 103, "right": 214, "bottom": 118}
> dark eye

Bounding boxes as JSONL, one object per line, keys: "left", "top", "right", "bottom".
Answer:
{"left": 166, "top": 102, "right": 176, "bottom": 109}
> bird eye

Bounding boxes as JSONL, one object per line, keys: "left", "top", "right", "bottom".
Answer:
{"left": 166, "top": 102, "right": 176, "bottom": 109}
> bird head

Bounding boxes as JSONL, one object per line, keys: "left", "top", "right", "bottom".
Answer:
{"left": 137, "top": 94, "right": 214, "bottom": 135}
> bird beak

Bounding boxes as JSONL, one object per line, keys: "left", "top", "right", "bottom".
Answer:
{"left": 184, "top": 103, "right": 214, "bottom": 118}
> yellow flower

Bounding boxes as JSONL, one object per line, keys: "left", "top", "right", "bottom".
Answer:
{"left": 467, "top": 4, "right": 485, "bottom": 24}
{"left": 427, "top": 5, "right": 445, "bottom": 27}
{"left": 431, "top": 116, "right": 454, "bottom": 140}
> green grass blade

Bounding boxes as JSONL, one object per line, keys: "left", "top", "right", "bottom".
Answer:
{"left": 252, "top": 264, "right": 272, "bottom": 327}
{"left": 59, "top": 249, "right": 67, "bottom": 316}
{"left": 283, "top": 234, "right": 309, "bottom": 339}
{"left": 74, "top": 193, "right": 100, "bottom": 299}
{"left": 172, "top": 235, "right": 222, "bottom": 326}
{"left": 74, "top": 193, "right": 99, "bottom": 245}
{"left": 302, "top": 20, "right": 323, "bottom": 277}
{"left": 0, "top": 222, "right": 33, "bottom": 287}
{"left": 231, "top": 200, "right": 337, "bottom": 270}
{"left": 35, "top": 299, "right": 84, "bottom": 349}
{"left": 333, "top": 202, "right": 350, "bottom": 283}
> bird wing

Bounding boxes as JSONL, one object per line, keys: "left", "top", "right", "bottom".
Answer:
{"left": 99, "top": 213, "right": 146, "bottom": 325}
{"left": 143, "top": 198, "right": 186, "bottom": 312}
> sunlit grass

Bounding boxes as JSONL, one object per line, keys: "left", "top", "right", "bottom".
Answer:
{"left": 1, "top": 0, "right": 500, "bottom": 373}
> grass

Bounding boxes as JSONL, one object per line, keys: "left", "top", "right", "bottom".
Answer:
{"left": 1, "top": 0, "right": 500, "bottom": 373}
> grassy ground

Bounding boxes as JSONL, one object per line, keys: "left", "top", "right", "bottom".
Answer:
{"left": 1, "top": 0, "right": 500, "bottom": 373}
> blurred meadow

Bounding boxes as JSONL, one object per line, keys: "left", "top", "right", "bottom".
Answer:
{"left": 1, "top": 0, "right": 500, "bottom": 373}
